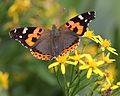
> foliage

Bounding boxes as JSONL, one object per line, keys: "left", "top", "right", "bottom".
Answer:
{"left": 48, "top": 30, "right": 119, "bottom": 96}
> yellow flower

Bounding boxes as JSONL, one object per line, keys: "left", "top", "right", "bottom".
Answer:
{"left": 79, "top": 54, "right": 104, "bottom": 78}
{"left": 69, "top": 50, "right": 86, "bottom": 64}
{"left": 101, "top": 83, "right": 111, "bottom": 92}
{"left": 8, "top": 0, "right": 31, "bottom": 15}
{"left": 97, "top": 36, "right": 118, "bottom": 55}
{"left": 8, "top": 0, "right": 31, "bottom": 24}
{"left": 104, "top": 65, "right": 116, "bottom": 84}
{"left": 110, "top": 82, "right": 120, "bottom": 90}
{"left": 0, "top": 71, "right": 9, "bottom": 90}
{"left": 48, "top": 54, "right": 77, "bottom": 74}
{"left": 44, "top": 1, "right": 60, "bottom": 18}
{"left": 117, "top": 82, "right": 120, "bottom": 86}
{"left": 102, "top": 52, "right": 115, "bottom": 64}
{"left": 83, "top": 30, "right": 94, "bottom": 38}
{"left": 111, "top": 84, "right": 119, "bottom": 90}
{"left": 101, "top": 82, "right": 120, "bottom": 91}
{"left": 83, "top": 30, "right": 100, "bottom": 43}
{"left": 104, "top": 72, "right": 113, "bottom": 85}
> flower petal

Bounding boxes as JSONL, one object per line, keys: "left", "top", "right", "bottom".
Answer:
{"left": 93, "top": 68, "right": 104, "bottom": 77}
{"left": 101, "top": 47, "right": 105, "bottom": 51}
{"left": 48, "top": 62, "right": 59, "bottom": 69}
{"left": 107, "top": 47, "right": 118, "bottom": 55}
{"left": 84, "top": 54, "right": 92, "bottom": 61}
{"left": 111, "top": 85, "right": 119, "bottom": 90}
{"left": 65, "top": 61, "right": 78, "bottom": 65}
{"left": 79, "top": 60, "right": 86, "bottom": 65}
{"left": 92, "top": 36, "right": 100, "bottom": 43}
{"left": 117, "top": 82, "right": 120, "bottom": 86}
{"left": 79, "top": 65, "right": 89, "bottom": 70}
{"left": 87, "top": 68, "right": 92, "bottom": 78}
{"left": 61, "top": 64, "right": 65, "bottom": 74}
{"left": 96, "top": 61, "right": 104, "bottom": 66}
{"left": 75, "top": 50, "right": 78, "bottom": 56}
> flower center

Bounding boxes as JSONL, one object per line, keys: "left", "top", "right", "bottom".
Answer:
{"left": 89, "top": 61, "right": 96, "bottom": 69}
{"left": 56, "top": 55, "right": 68, "bottom": 63}
{"left": 103, "top": 56, "right": 110, "bottom": 63}
{"left": 102, "top": 39, "right": 111, "bottom": 48}
{"left": 83, "top": 30, "right": 94, "bottom": 38}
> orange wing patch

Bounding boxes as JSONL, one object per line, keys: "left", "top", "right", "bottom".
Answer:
{"left": 61, "top": 40, "right": 80, "bottom": 55}
{"left": 31, "top": 51, "right": 52, "bottom": 60}
{"left": 64, "top": 21, "right": 84, "bottom": 35}
{"left": 25, "top": 27, "right": 44, "bottom": 47}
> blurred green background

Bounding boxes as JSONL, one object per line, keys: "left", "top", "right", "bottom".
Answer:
{"left": 0, "top": 0, "right": 120, "bottom": 96}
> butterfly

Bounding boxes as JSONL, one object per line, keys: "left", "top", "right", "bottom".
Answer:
{"left": 9, "top": 11, "right": 96, "bottom": 60}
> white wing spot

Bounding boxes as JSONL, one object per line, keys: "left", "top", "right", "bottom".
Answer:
{"left": 24, "top": 46, "right": 28, "bottom": 48}
{"left": 15, "top": 39, "right": 18, "bottom": 40}
{"left": 30, "top": 49, "right": 32, "bottom": 51}
{"left": 87, "top": 27, "right": 89, "bottom": 30}
{"left": 87, "top": 23, "right": 89, "bottom": 26}
{"left": 23, "top": 27, "right": 28, "bottom": 34}
{"left": 89, "top": 20, "right": 92, "bottom": 22}
{"left": 14, "top": 29, "right": 17, "bottom": 33}
{"left": 88, "top": 12, "right": 91, "bottom": 15}
{"left": 78, "top": 15, "right": 84, "bottom": 20}
{"left": 85, "top": 19, "right": 88, "bottom": 22}
{"left": 19, "top": 35, "right": 22, "bottom": 38}
{"left": 18, "top": 41, "right": 21, "bottom": 43}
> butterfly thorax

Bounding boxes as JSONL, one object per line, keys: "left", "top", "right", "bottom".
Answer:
{"left": 51, "top": 25, "right": 60, "bottom": 37}
{"left": 50, "top": 25, "right": 61, "bottom": 56}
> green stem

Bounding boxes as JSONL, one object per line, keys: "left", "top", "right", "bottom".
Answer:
{"left": 88, "top": 84, "right": 98, "bottom": 96}
{"left": 70, "top": 71, "right": 81, "bottom": 96}
{"left": 112, "top": 89, "right": 120, "bottom": 96}
{"left": 73, "top": 76, "right": 98, "bottom": 96}
{"left": 70, "top": 71, "right": 79, "bottom": 86}
{"left": 81, "top": 38, "right": 94, "bottom": 54}
{"left": 70, "top": 66, "right": 75, "bottom": 85}
{"left": 93, "top": 50, "right": 103, "bottom": 58}
{"left": 68, "top": 66, "right": 75, "bottom": 95}
{"left": 63, "top": 74, "right": 69, "bottom": 96}
{"left": 70, "top": 71, "right": 87, "bottom": 96}
{"left": 53, "top": 67, "right": 64, "bottom": 93}
{"left": 81, "top": 40, "right": 90, "bottom": 53}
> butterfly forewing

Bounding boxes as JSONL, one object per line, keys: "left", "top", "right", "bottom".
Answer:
{"left": 62, "top": 11, "right": 96, "bottom": 36}
{"left": 9, "top": 27, "right": 45, "bottom": 48}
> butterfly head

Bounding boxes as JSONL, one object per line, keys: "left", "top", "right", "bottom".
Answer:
{"left": 52, "top": 24, "right": 60, "bottom": 37}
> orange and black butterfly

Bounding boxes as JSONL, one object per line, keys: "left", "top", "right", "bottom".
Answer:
{"left": 9, "top": 11, "right": 96, "bottom": 60}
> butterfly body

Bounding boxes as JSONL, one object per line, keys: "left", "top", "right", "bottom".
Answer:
{"left": 9, "top": 11, "right": 96, "bottom": 60}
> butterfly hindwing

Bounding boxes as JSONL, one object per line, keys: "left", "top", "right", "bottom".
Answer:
{"left": 58, "top": 29, "right": 80, "bottom": 55}
{"left": 62, "top": 11, "right": 96, "bottom": 36}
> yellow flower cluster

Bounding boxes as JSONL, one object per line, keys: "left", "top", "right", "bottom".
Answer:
{"left": 0, "top": 71, "right": 9, "bottom": 90}
{"left": 101, "top": 82, "right": 120, "bottom": 91}
{"left": 8, "top": 0, "right": 31, "bottom": 25}
{"left": 48, "top": 54, "right": 77, "bottom": 74}
{"left": 83, "top": 30, "right": 118, "bottom": 55}
{"left": 48, "top": 30, "right": 119, "bottom": 94}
